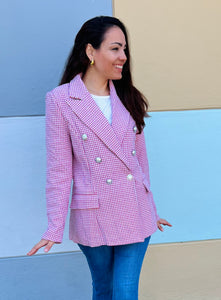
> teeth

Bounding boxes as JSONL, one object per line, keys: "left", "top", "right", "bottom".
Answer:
{"left": 115, "top": 65, "right": 123, "bottom": 69}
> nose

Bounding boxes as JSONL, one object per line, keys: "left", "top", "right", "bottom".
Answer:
{"left": 120, "top": 49, "right": 127, "bottom": 61}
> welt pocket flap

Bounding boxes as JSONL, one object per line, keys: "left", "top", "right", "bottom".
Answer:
{"left": 70, "top": 194, "right": 99, "bottom": 209}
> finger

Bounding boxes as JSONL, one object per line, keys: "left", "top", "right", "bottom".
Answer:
{"left": 27, "top": 240, "right": 48, "bottom": 256}
{"left": 162, "top": 220, "right": 172, "bottom": 227}
{"left": 27, "top": 246, "right": 41, "bottom": 256}
{"left": 157, "top": 224, "right": 164, "bottom": 232}
{"left": 166, "top": 222, "right": 172, "bottom": 227}
{"left": 27, "top": 245, "right": 42, "bottom": 256}
{"left": 160, "top": 219, "right": 172, "bottom": 227}
{"left": 44, "top": 241, "right": 55, "bottom": 253}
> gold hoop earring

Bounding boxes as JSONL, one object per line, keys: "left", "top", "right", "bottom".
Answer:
{"left": 90, "top": 59, "right": 94, "bottom": 66}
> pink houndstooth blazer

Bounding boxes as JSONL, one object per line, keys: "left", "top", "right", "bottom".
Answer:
{"left": 42, "top": 74, "right": 159, "bottom": 246}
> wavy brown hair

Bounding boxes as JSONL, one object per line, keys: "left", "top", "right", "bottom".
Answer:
{"left": 60, "top": 16, "right": 148, "bottom": 133}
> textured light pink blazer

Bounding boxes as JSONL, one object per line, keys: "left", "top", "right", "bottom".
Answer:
{"left": 42, "top": 74, "right": 159, "bottom": 246}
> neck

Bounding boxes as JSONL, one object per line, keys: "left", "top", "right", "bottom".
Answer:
{"left": 83, "top": 69, "right": 110, "bottom": 96}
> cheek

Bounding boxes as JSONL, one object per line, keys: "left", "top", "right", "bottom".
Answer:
{"left": 98, "top": 57, "right": 113, "bottom": 71}
{"left": 94, "top": 51, "right": 115, "bottom": 73}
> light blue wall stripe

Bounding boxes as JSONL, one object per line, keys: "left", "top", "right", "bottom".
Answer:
{"left": 146, "top": 109, "right": 221, "bottom": 244}
{"left": 1, "top": 109, "right": 220, "bottom": 258}
{"left": 0, "top": 116, "right": 77, "bottom": 257}
{"left": 0, "top": 0, "right": 112, "bottom": 116}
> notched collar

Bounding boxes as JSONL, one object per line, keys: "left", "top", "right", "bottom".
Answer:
{"left": 65, "top": 74, "right": 131, "bottom": 169}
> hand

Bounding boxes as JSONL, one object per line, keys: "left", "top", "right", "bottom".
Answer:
{"left": 27, "top": 239, "right": 55, "bottom": 256}
{"left": 157, "top": 218, "right": 172, "bottom": 232}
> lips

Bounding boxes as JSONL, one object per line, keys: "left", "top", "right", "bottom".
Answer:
{"left": 115, "top": 65, "right": 123, "bottom": 69}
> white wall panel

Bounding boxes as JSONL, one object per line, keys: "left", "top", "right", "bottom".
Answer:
{"left": 146, "top": 109, "right": 221, "bottom": 243}
{"left": 0, "top": 117, "right": 77, "bottom": 257}
{"left": 0, "top": 109, "right": 220, "bottom": 257}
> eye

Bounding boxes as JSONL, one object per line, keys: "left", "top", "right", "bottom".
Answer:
{"left": 112, "top": 47, "right": 119, "bottom": 51}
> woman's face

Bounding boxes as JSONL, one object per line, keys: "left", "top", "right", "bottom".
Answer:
{"left": 90, "top": 26, "right": 127, "bottom": 81}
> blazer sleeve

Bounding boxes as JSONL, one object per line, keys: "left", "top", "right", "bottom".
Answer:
{"left": 135, "top": 130, "right": 160, "bottom": 221}
{"left": 42, "top": 91, "right": 73, "bottom": 243}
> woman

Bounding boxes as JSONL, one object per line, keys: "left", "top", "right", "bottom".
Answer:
{"left": 28, "top": 16, "right": 172, "bottom": 299}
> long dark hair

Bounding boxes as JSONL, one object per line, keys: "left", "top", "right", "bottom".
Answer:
{"left": 60, "top": 16, "right": 148, "bottom": 133}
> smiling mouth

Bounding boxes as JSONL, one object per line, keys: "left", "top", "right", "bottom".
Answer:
{"left": 115, "top": 65, "right": 123, "bottom": 69}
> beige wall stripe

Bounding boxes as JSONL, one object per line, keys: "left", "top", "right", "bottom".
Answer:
{"left": 113, "top": 0, "right": 221, "bottom": 111}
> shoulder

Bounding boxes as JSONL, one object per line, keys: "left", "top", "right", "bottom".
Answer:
{"left": 45, "top": 82, "right": 72, "bottom": 112}
{"left": 46, "top": 83, "right": 70, "bottom": 100}
{"left": 46, "top": 74, "right": 82, "bottom": 102}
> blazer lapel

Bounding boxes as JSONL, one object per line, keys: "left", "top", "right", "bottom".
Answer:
{"left": 65, "top": 75, "right": 130, "bottom": 169}
{"left": 109, "top": 80, "right": 130, "bottom": 145}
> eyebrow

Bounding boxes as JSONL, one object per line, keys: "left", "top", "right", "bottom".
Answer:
{"left": 111, "top": 42, "right": 126, "bottom": 47}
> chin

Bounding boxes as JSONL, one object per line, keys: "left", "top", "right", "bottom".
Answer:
{"left": 111, "top": 74, "right": 123, "bottom": 80}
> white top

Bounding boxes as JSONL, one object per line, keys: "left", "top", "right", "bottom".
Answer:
{"left": 91, "top": 94, "right": 112, "bottom": 124}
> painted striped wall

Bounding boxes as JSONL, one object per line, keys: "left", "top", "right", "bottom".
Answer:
{"left": 1, "top": 0, "right": 220, "bottom": 257}
{"left": 1, "top": 0, "right": 113, "bottom": 116}
{"left": 0, "top": 0, "right": 112, "bottom": 258}
{"left": 113, "top": 2, "right": 221, "bottom": 297}
{"left": 1, "top": 1, "right": 220, "bottom": 299}
{"left": 113, "top": 0, "right": 221, "bottom": 242}
{"left": 1, "top": 109, "right": 220, "bottom": 258}
{"left": 113, "top": 0, "right": 221, "bottom": 111}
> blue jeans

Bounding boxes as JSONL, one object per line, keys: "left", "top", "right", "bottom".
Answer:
{"left": 78, "top": 236, "right": 150, "bottom": 300}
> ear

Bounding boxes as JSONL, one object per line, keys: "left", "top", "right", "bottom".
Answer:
{"left": 85, "top": 43, "right": 95, "bottom": 61}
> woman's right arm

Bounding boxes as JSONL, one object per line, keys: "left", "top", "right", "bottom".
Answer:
{"left": 27, "top": 90, "right": 73, "bottom": 255}
{"left": 27, "top": 239, "right": 55, "bottom": 256}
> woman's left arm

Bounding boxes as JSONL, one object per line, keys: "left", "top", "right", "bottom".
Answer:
{"left": 157, "top": 218, "right": 172, "bottom": 231}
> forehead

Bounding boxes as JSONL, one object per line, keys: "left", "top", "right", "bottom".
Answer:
{"left": 102, "top": 26, "right": 126, "bottom": 45}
